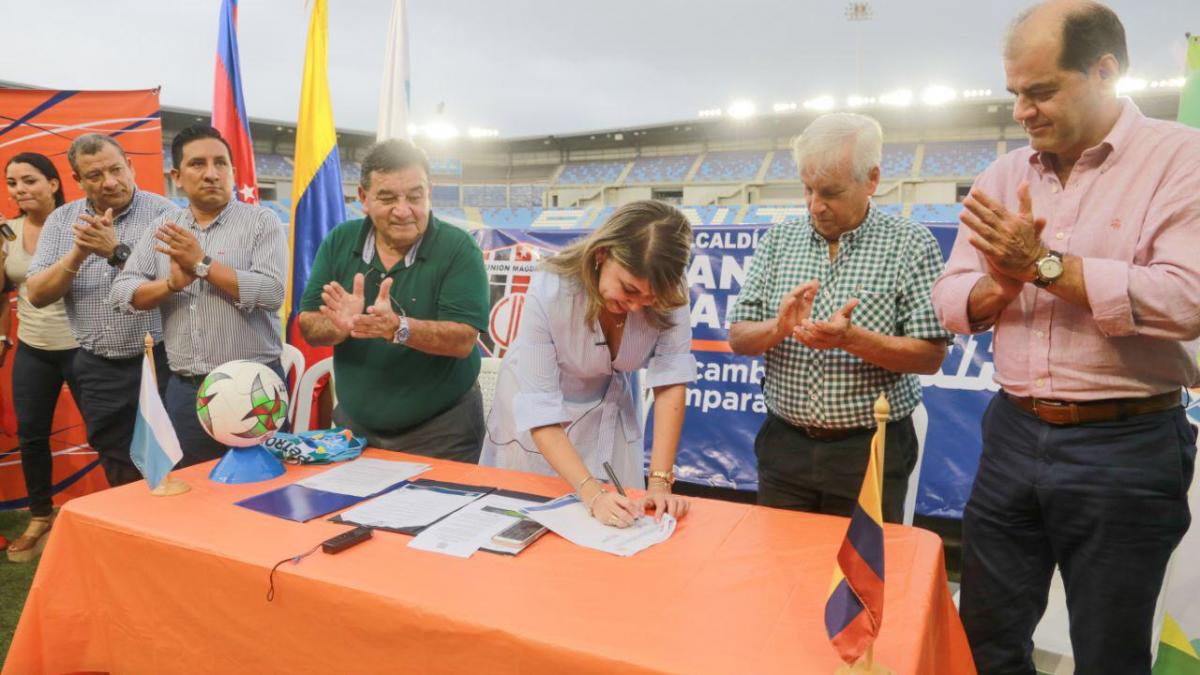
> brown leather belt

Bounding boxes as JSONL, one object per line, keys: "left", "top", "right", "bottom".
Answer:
{"left": 1003, "top": 390, "right": 1180, "bottom": 425}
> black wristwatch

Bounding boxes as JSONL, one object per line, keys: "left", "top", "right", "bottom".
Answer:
{"left": 108, "top": 243, "right": 131, "bottom": 267}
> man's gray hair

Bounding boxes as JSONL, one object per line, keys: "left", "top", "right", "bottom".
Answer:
{"left": 66, "top": 134, "right": 127, "bottom": 174}
{"left": 791, "top": 113, "right": 882, "bottom": 183}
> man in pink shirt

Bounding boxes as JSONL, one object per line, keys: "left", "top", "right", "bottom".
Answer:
{"left": 931, "top": 2, "right": 1200, "bottom": 673}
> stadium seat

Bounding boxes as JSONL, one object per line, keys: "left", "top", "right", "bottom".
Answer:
{"left": 625, "top": 155, "right": 695, "bottom": 184}
{"left": 694, "top": 151, "right": 765, "bottom": 182}
{"left": 557, "top": 160, "right": 627, "bottom": 185}
{"left": 921, "top": 140, "right": 997, "bottom": 178}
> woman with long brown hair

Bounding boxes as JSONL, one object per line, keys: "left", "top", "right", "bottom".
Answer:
{"left": 2, "top": 152, "right": 80, "bottom": 562}
{"left": 480, "top": 200, "right": 696, "bottom": 527}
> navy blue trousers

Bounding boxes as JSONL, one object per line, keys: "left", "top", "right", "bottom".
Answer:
{"left": 12, "top": 342, "right": 80, "bottom": 516}
{"left": 961, "top": 392, "right": 1195, "bottom": 675}
{"left": 73, "top": 344, "right": 169, "bottom": 487}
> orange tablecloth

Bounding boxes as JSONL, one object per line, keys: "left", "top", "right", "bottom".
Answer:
{"left": 3, "top": 450, "right": 973, "bottom": 674}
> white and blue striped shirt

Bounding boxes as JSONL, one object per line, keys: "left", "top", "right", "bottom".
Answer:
{"left": 28, "top": 190, "right": 175, "bottom": 358}
{"left": 109, "top": 200, "right": 287, "bottom": 376}
{"left": 480, "top": 272, "right": 696, "bottom": 488}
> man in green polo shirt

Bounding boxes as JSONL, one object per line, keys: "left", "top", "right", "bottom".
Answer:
{"left": 729, "top": 113, "right": 951, "bottom": 522}
{"left": 298, "top": 139, "right": 489, "bottom": 462}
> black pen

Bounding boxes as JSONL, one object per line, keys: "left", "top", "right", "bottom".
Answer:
{"left": 602, "top": 461, "right": 626, "bottom": 497}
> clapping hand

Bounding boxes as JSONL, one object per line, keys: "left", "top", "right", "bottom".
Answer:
{"left": 154, "top": 223, "right": 204, "bottom": 270}
{"left": 776, "top": 281, "right": 819, "bottom": 341}
{"left": 319, "top": 273, "right": 366, "bottom": 338}
{"left": 349, "top": 277, "right": 400, "bottom": 340}
{"left": 961, "top": 181, "right": 1046, "bottom": 284}
{"left": 794, "top": 297, "right": 858, "bottom": 350}
{"left": 73, "top": 208, "right": 117, "bottom": 258}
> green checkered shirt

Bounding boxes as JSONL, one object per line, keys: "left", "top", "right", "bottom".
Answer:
{"left": 730, "top": 203, "right": 951, "bottom": 429}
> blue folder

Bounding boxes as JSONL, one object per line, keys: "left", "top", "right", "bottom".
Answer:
{"left": 235, "top": 481, "right": 408, "bottom": 523}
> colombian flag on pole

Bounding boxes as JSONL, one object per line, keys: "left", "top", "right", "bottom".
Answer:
{"left": 211, "top": 0, "right": 259, "bottom": 204}
{"left": 824, "top": 398, "right": 887, "bottom": 665}
{"left": 287, "top": 0, "right": 346, "bottom": 358}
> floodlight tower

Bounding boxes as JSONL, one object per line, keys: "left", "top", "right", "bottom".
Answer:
{"left": 845, "top": 2, "right": 874, "bottom": 96}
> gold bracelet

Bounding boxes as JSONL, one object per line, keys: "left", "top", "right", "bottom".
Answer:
{"left": 576, "top": 475, "right": 600, "bottom": 493}
{"left": 586, "top": 489, "right": 604, "bottom": 514}
{"left": 60, "top": 260, "right": 80, "bottom": 275}
{"left": 165, "top": 277, "right": 178, "bottom": 293}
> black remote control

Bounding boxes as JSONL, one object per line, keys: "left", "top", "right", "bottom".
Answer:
{"left": 321, "top": 526, "right": 373, "bottom": 554}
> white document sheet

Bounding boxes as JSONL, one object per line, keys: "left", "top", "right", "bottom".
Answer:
{"left": 338, "top": 483, "right": 485, "bottom": 529}
{"left": 295, "top": 458, "right": 430, "bottom": 497}
{"left": 521, "top": 494, "right": 676, "bottom": 557}
{"left": 408, "top": 495, "right": 538, "bottom": 558}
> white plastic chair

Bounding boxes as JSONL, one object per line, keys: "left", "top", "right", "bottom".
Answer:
{"left": 905, "top": 402, "right": 929, "bottom": 526}
{"left": 478, "top": 356, "right": 502, "bottom": 420}
{"left": 280, "top": 343, "right": 306, "bottom": 424}
{"left": 291, "top": 356, "right": 333, "bottom": 433}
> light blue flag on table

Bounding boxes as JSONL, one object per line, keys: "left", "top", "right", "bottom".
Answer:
{"left": 130, "top": 352, "right": 183, "bottom": 489}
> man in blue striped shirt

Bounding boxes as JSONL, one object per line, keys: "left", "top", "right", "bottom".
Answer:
{"left": 27, "top": 134, "right": 175, "bottom": 486}
{"left": 111, "top": 125, "right": 288, "bottom": 466}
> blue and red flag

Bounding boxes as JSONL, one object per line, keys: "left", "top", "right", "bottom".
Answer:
{"left": 286, "top": 0, "right": 346, "bottom": 366}
{"left": 824, "top": 407, "right": 887, "bottom": 665}
{"left": 212, "top": 0, "right": 259, "bottom": 204}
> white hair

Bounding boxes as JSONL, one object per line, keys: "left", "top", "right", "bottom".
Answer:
{"left": 791, "top": 113, "right": 882, "bottom": 183}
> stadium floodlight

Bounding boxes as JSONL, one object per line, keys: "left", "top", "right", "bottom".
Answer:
{"left": 921, "top": 85, "right": 957, "bottom": 106}
{"left": 803, "top": 96, "right": 836, "bottom": 112}
{"left": 879, "top": 89, "right": 913, "bottom": 107}
{"left": 846, "top": 95, "right": 876, "bottom": 108}
{"left": 698, "top": 108, "right": 723, "bottom": 118}
{"left": 1150, "top": 77, "right": 1185, "bottom": 89}
{"left": 467, "top": 127, "right": 499, "bottom": 139}
{"left": 773, "top": 102, "right": 799, "bottom": 113}
{"left": 421, "top": 121, "right": 459, "bottom": 140}
{"left": 727, "top": 100, "right": 758, "bottom": 120}
{"left": 1115, "top": 76, "right": 1147, "bottom": 94}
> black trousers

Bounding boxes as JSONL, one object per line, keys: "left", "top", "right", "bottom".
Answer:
{"left": 961, "top": 393, "right": 1195, "bottom": 675}
{"left": 753, "top": 411, "right": 917, "bottom": 523}
{"left": 166, "top": 360, "right": 289, "bottom": 467}
{"left": 333, "top": 383, "right": 485, "bottom": 464}
{"left": 72, "top": 344, "right": 169, "bottom": 487}
{"left": 12, "top": 342, "right": 81, "bottom": 517}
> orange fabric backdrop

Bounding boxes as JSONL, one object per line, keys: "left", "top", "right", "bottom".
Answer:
{"left": 3, "top": 451, "right": 974, "bottom": 674}
{"left": 0, "top": 87, "right": 164, "bottom": 508}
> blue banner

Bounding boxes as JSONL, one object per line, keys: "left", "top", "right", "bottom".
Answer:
{"left": 472, "top": 222, "right": 993, "bottom": 519}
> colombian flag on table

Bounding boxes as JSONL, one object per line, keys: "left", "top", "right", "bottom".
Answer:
{"left": 824, "top": 412, "right": 887, "bottom": 665}
{"left": 286, "top": 0, "right": 346, "bottom": 362}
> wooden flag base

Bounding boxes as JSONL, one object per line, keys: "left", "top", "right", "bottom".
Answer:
{"left": 150, "top": 477, "right": 191, "bottom": 497}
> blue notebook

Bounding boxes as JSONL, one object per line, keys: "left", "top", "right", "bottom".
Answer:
{"left": 236, "top": 481, "right": 408, "bottom": 523}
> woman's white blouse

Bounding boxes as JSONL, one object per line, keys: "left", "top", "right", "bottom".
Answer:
{"left": 479, "top": 272, "right": 696, "bottom": 488}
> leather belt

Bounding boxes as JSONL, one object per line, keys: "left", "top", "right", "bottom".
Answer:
{"left": 1003, "top": 390, "right": 1179, "bottom": 425}
{"left": 171, "top": 371, "right": 209, "bottom": 386}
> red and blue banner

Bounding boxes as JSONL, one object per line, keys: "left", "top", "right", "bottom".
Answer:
{"left": 211, "top": 0, "right": 259, "bottom": 204}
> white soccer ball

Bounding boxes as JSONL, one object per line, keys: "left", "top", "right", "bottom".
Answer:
{"left": 196, "top": 360, "right": 289, "bottom": 448}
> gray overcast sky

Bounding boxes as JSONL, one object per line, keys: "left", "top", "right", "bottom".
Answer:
{"left": 2, "top": 1, "right": 1196, "bottom": 137}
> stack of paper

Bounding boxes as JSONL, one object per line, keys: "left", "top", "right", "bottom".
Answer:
{"left": 295, "top": 458, "right": 430, "bottom": 497}
{"left": 338, "top": 482, "right": 487, "bottom": 531}
{"left": 409, "top": 494, "right": 547, "bottom": 558}
{"left": 521, "top": 494, "right": 676, "bottom": 557}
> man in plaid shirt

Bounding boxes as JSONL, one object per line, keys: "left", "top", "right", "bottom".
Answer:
{"left": 730, "top": 113, "right": 950, "bottom": 521}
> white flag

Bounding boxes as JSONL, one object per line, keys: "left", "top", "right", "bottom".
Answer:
{"left": 376, "top": 0, "right": 411, "bottom": 141}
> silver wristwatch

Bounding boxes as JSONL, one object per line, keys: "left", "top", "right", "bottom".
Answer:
{"left": 392, "top": 313, "right": 411, "bottom": 345}
{"left": 1033, "top": 249, "right": 1064, "bottom": 288}
{"left": 193, "top": 255, "right": 213, "bottom": 279}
